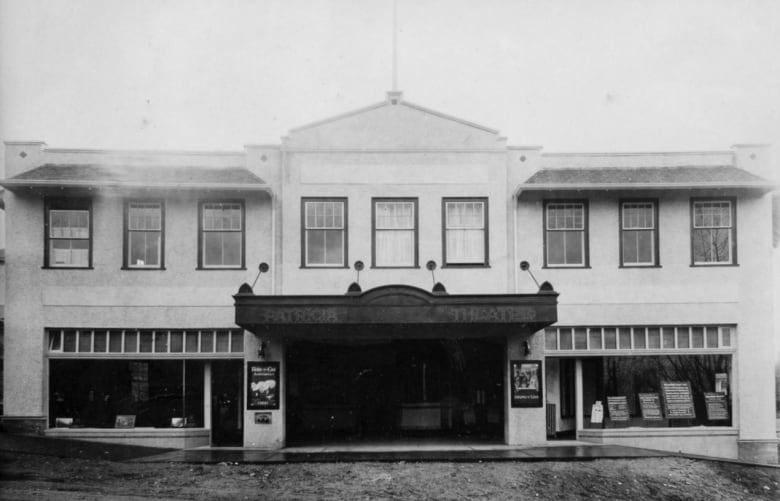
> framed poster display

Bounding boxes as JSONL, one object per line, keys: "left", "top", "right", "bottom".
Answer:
{"left": 510, "top": 360, "right": 543, "bottom": 408}
{"left": 661, "top": 381, "right": 696, "bottom": 419}
{"left": 606, "top": 396, "right": 629, "bottom": 422}
{"left": 247, "top": 361, "right": 280, "bottom": 410}
{"left": 638, "top": 393, "right": 663, "bottom": 420}
{"left": 704, "top": 392, "right": 729, "bottom": 421}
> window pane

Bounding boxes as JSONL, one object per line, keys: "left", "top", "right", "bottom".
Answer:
{"left": 216, "top": 331, "right": 230, "bottom": 352}
{"left": 559, "top": 328, "right": 573, "bottom": 350}
{"left": 125, "top": 331, "right": 138, "bottom": 353}
{"left": 574, "top": 328, "right": 587, "bottom": 350}
{"left": 662, "top": 328, "right": 675, "bottom": 349}
{"left": 51, "top": 240, "right": 89, "bottom": 267}
{"left": 376, "top": 230, "right": 415, "bottom": 267}
{"left": 139, "top": 331, "right": 153, "bottom": 353}
{"left": 720, "top": 327, "right": 732, "bottom": 347}
{"left": 306, "top": 230, "right": 326, "bottom": 264}
{"left": 633, "top": 328, "right": 646, "bottom": 349}
{"left": 231, "top": 331, "right": 244, "bottom": 353}
{"left": 545, "top": 328, "right": 558, "bottom": 350}
{"left": 706, "top": 327, "right": 719, "bottom": 348}
{"left": 376, "top": 202, "right": 414, "bottom": 229}
{"left": 324, "top": 231, "right": 344, "bottom": 265}
{"left": 170, "top": 331, "right": 183, "bottom": 352}
{"left": 200, "top": 331, "right": 214, "bottom": 353}
{"left": 604, "top": 328, "right": 617, "bottom": 349}
{"left": 563, "top": 231, "right": 584, "bottom": 264}
{"left": 618, "top": 328, "right": 632, "bottom": 349}
{"left": 677, "top": 328, "right": 690, "bottom": 349}
{"left": 691, "top": 327, "right": 704, "bottom": 348}
{"left": 647, "top": 328, "right": 661, "bottom": 349}
{"left": 589, "top": 329, "right": 602, "bottom": 350}
{"left": 128, "top": 204, "right": 161, "bottom": 230}
{"left": 64, "top": 330, "right": 77, "bottom": 352}
{"left": 185, "top": 331, "right": 199, "bottom": 353}
{"left": 78, "top": 330, "right": 92, "bottom": 352}
{"left": 622, "top": 232, "right": 638, "bottom": 264}
{"left": 547, "top": 231, "right": 566, "bottom": 265}
{"left": 49, "top": 330, "right": 62, "bottom": 351}
{"left": 129, "top": 231, "right": 160, "bottom": 267}
{"left": 446, "top": 229, "right": 484, "bottom": 263}
{"left": 92, "top": 331, "right": 106, "bottom": 353}
{"left": 154, "top": 331, "right": 168, "bottom": 353}
{"left": 109, "top": 331, "right": 123, "bottom": 352}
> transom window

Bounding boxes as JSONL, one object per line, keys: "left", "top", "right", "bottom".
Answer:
{"left": 125, "top": 201, "right": 163, "bottom": 269}
{"left": 303, "top": 198, "right": 347, "bottom": 267}
{"left": 443, "top": 198, "right": 488, "bottom": 266}
{"left": 544, "top": 201, "right": 587, "bottom": 267}
{"left": 544, "top": 325, "right": 734, "bottom": 353}
{"left": 373, "top": 199, "right": 417, "bottom": 268}
{"left": 620, "top": 201, "right": 658, "bottom": 267}
{"left": 47, "top": 328, "right": 244, "bottom": 356}
{"left": 45, "top": 198, "right": 92, "bottom": 268}
{"left": 691, "top": 200, "right": 736, "bottom": 265}
{"left": 200, "top": 201, "right": 244, "bottom": 269}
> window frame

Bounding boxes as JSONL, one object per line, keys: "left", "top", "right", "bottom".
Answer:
{"left": 301, "top": 197, "right": 349, "bottom": 268}
{"left": 619, "top": 199, "right": 660, "bottom": 268}
{"left": 43, "top": 197, "right": 93, "bottom": 269}
{"left": 197, "top": 200, "right": 246, "bottom": 270}
{"left": 441, "top": 197, "right": 489, "bottom": 268}
{"left": 123, "top": 199, "right": 165, "bottom": 270}
{"left": 371, "top": 197, "right": 419, "bottom": 269}
{"left": 543, "top": 200, "right": 589, "bottom": 268}
{"left": 690, "top": 198, "right": 737, "bottom": 266}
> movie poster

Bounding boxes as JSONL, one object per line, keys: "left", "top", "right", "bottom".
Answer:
{"left": 510, "top": 360, "right": 543, "bottom": 408}
{"left": 247, "top": 362, "right": 280, "bottom": 410}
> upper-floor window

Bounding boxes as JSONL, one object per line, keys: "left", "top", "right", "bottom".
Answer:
{"left": 373, "top": 198, "right": 418, "bottom": 268}
{"left": 125, "top": 201, "right": 164, "bottom": 269}
{"left": 302, "top": 198, "right": 347, "bottom": 267}
{"left": 620, "top": 201, "right": 658, "bottom": 267}
{"left": 691, "top": 199, "right": 736, "bottom": 265}
{"left": 199, "top": 201, "right": 244, "bottom": 269}
{"left": 443, "top": 198, "right": 488, "bottom": 266}
{"left": 544, "top": 201, "right": 588, "bottom": 267}
{"left": 45, "top": 198, "right": 92, "bottom": 268}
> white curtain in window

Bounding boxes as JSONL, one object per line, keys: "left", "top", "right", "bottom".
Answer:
{"left": 446, "top": 202, "right": 484, "bottom": 263}
{"left": 375, "top": 202, "right": 415, "bottom": 266}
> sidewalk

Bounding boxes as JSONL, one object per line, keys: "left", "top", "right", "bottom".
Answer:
{"left": 131, "top": 443, "right": 671, "bottom": 464}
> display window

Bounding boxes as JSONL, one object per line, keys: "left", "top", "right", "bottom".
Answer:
{"left": 49, "top": 360, "right": 204, "bottom": 429}
{"left": 579, "top": 355, "right": 732, "bottom": 428}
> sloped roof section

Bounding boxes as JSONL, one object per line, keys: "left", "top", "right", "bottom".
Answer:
{"left": 519, "top": 166, "right": 774, "bottom": 192}
{"left": 1, "top": 164, "right": 269, "bottom": 192}
{"left": 284, "top": 92, "right": 505, "bottom": 150}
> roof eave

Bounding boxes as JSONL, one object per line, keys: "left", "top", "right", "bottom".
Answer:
{"left": 0, "top": 179, "right": 273, "bottom": 193}
{"left": 514, "top": 182, "right": 777, "bottom": 197}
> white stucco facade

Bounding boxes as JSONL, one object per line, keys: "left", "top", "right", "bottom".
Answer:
{"left": 1, "top": 93, "right": 777, "bottom": 462}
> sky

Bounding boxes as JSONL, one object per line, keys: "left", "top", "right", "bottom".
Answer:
{"left": 0, "top": 0, "right": 779, "bottom": 155}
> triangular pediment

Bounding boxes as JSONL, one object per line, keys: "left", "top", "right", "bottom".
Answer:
{"left": 284, "top": 92, "right": 506, "bottom": 150}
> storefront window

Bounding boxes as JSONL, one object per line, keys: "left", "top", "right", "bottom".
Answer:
{"left": 49, "top": 360, "right": 204, "bottom": 428}
{"left": 580, "top": 355, "right": 732, "bottom": 428}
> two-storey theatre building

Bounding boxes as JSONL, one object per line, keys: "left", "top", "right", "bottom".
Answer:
{"left": 2, "top": 93, "right": 776, "bottom": 462}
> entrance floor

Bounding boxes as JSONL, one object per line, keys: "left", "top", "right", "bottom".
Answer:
{"left": 286, "top": 338, "right": 505, "bottom": 445}
{"left": 130, "top": 442, "right": 672, "bottom": 464}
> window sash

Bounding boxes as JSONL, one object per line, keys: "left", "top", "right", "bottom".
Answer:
{"left": 201, "top": 202, "right": 243, "bottom": 268}
{"left": 374, "top": 200, "right": 416, "bottom": 267}
{"left": 621, "top": 202, "right": 656, "bottom": 266}
{"left": 545, "top": 203, "right": 586, "bottom": 267}
{"left": 444, "top": 200, "right": 486, "bottom": 265}
{"left": 304, "top": 200, "right": 346, "bottom": 267}
{"left": 48, "top": 207, "right": 90, "bottom": 267}
{"left": 622, "top": 203, "right": 654, "bottom": 230}
{"left": 692, "top": 201, "right": 734, "bottom": 264}
{"left": 127, "top": 203, "right": 162, "bottom": 268}
{"left": 546, "top": 204, "right": 584, "bottom": 230}
{"left": 305, "top": 201, "right": 344, "bottom": 230}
